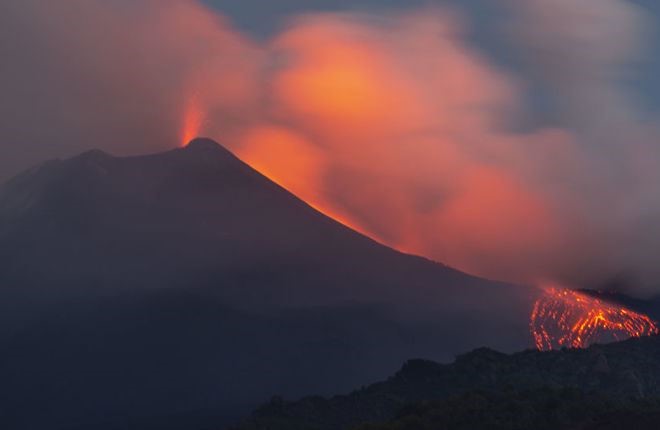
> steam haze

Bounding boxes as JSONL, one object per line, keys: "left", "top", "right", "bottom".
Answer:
{"left": 3, "top": 0, "right": 660, "bottom": 294}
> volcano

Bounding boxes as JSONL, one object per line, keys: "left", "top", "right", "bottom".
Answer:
{"left": 0, "top": 138, "right": 533, "bottom": 429}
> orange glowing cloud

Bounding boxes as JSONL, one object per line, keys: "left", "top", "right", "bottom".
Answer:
{"left": 271, "top": 27, "right": 420, "bottom": 139}
{"left": 236, "top": 126, "right": 324, "bottom": 199}
{"left": 199, "top": 8, "right": 608, "bottom": 286}
{"left": 12, "top": 0, "right": 659, "bottom": 291}
{"left": 236, "top": 125, "right": 371, "bottom": 235}
{"left": 428, "top": 166, "right": 561, "bottom": 280}
{"left": 236, "top": 10, "right": 560, "bottom": 280}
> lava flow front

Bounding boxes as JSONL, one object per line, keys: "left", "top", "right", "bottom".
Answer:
{"left": 530, "top": 287, "right": 659, "bottom": 351}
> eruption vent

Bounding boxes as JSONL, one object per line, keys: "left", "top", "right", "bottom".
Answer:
{"left": 530, "top": 287, "right": 659, "bottom": 351}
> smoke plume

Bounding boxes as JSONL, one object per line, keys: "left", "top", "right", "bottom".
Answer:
{"left": 2, "top": 0, "right": 660, "bottom": 294}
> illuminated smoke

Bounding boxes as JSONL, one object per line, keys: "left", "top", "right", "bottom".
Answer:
{"left": 530, "top": 287, "right": 659, "bottom": 351}
{"left": 180, "top": 94, "right": 206, "bottom": 147}
{"left": 4, "top": 0, "right": 660, "bottom": 294}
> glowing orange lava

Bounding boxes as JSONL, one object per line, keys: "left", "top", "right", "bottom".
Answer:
{"left": 180, "top": 95, "right": 205, "bottom": 146}
{"left": 530, "top": 287, "right": 659, "bottom": 351}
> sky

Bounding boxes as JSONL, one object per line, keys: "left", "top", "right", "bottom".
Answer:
{"left": 3, "top": 0, "right": 660, "bottom": 294}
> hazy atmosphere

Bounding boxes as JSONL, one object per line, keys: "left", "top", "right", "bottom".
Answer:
{"left": 4, "top": 0, "right": 660, "bottom": 293}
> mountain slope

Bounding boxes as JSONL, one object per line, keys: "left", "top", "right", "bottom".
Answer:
{"left": 0, "top": 138, "right": 533, "bottom": 429}
{"left": 0, "top": 139, "right": 530, "bottom": 311}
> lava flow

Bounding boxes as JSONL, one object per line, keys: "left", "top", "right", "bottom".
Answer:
{"left": 530, "top": 287, "right": 659, "bottom": 351}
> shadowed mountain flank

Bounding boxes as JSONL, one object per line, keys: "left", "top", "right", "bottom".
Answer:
{"left": 0, "top": 138, "right": 533, "bottom": 429}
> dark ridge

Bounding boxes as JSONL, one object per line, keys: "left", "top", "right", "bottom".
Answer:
{"left": 234, "top": 334, "right": 660, "bottom": 430}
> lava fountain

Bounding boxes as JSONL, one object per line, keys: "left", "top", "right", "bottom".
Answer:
{"left": 530, "top": 287, "right": 659, "bottom": 351}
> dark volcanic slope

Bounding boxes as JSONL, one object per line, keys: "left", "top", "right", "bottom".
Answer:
{"left": 0, "top": 139, "right": 530, "bottom": 312}
{"left": 0, "top": 139, "right": 533, "bottom": 430}
{"left": 236, "top": 335, "right": 660, "bottom": 430}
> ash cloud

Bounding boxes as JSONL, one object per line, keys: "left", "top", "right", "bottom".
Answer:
{"left": 2, "top": 0, "right": 660, "bottom": 294}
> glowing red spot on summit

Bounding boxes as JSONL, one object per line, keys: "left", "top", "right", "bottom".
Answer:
{"left": 180, "top": 95, "right": 205, "bottom": 147}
